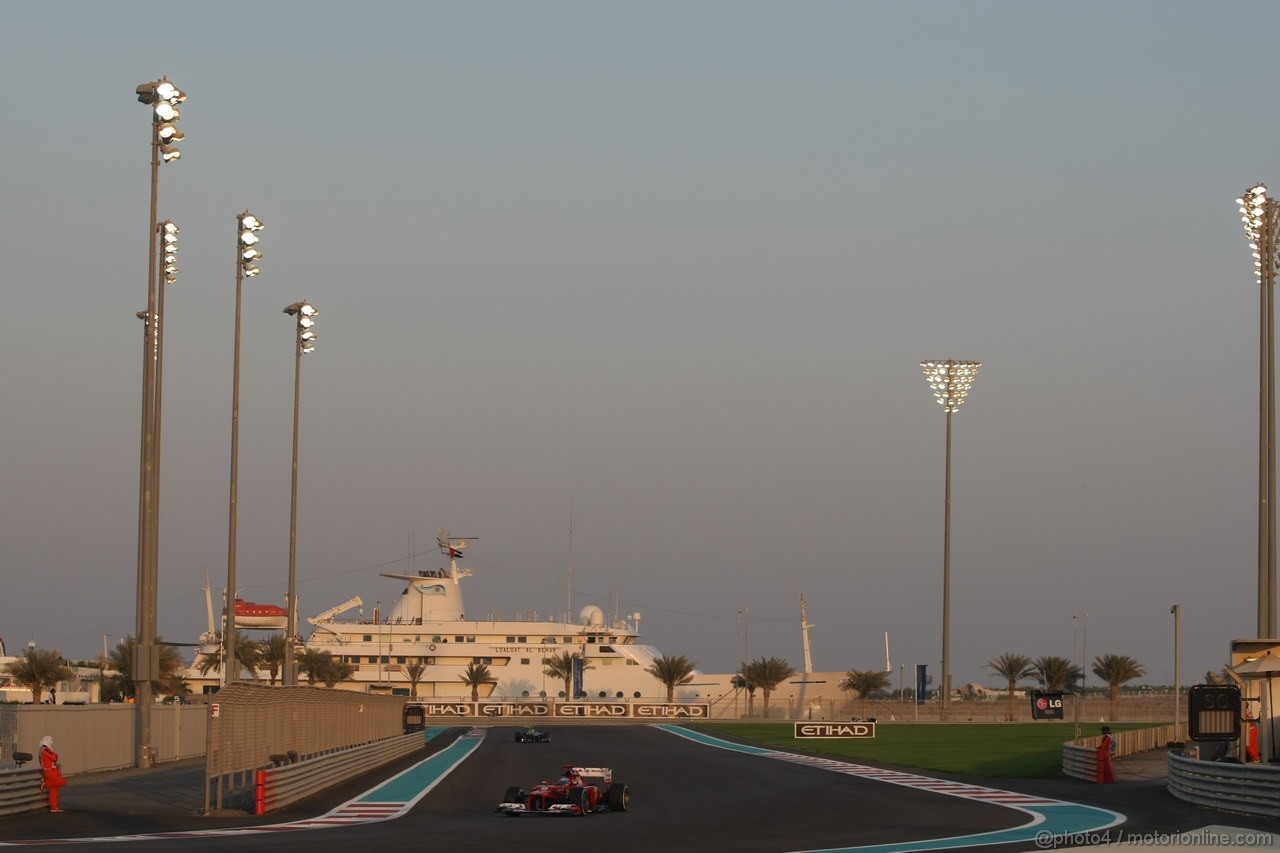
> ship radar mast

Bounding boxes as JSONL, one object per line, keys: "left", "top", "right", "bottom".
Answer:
{"left": 437, "top": 528, "right": 476, "bottom": 582}
{"left": 800, "top": 594, "right": 815, "bottom": 674}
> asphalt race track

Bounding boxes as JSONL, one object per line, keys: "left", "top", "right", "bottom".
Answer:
{"left": 417, "top": 725, "right": 1027, "bottom": 853}
{"left": 0, "top": 726, "right": 1268, "bottom": 853}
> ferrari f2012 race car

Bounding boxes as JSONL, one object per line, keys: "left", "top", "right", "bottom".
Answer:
{"left": 497, "top": 764, "right": 630, "bottom": 815}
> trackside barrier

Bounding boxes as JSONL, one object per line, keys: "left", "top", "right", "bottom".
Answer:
{"left": 1061, "top": 725, "right": 1175, "bottom": 782}
{"left": 0, "top": 768, "right": 46, "bottom": 817}
{"left": 408, "top": 701, "right": 710, "bottom": 719}
{"left": 204, "top": 683, "right": 408, "bottom": 813}
{"left": 1169, "top": 752, "right": 1280, "bottom": 818}
{"left": 1062, "top": 743, "right": 1098, "bottom": 782}
{"left": 252, "top": 731, "right": 429, "bottom": 815}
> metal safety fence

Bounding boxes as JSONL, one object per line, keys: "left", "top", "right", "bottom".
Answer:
{"left": 1062, "top": 725, "right": 1175, "bottom": 782}
{"left": 252, "top": 730, "right": 433, "bottom": 815}
{"left": 1169, "top": 752, "right": 1280, "bottom": 818}
{"left": 203, "top": 683, "right": 407, "bottom": 813}
{"left": 0, "top": 768, "right": 45, "bottom": 818}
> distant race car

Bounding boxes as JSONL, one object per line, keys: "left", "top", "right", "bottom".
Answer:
{"left": 497, "top": 764, "right": 630, "bottom": 816}
{"left": 514, "top": 727, "right": 551, "bottom": 743}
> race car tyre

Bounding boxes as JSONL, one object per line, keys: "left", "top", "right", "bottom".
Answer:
{"left": 513, "top": 732, "right": 523, "bottom": 742}
{"left": 503, "top": 786, "right": 525, "bottom": 804}
{"left": 607, "top": 782, "right": 630, "bottom": 812}
{"left": 568, "top": 787, "right": 591, "bottom": 814}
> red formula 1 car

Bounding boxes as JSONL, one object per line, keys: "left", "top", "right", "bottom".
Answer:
{"left": 497, "top": 764, "right": 631, "bottom": 816}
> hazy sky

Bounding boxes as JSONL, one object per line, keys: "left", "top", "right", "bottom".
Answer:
{"left": 2, "top": 1, "right": 1276, "bottom": 691}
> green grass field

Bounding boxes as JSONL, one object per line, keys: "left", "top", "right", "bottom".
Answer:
{"left": 688, "top": 722, "right": 1160, "bottom": 778}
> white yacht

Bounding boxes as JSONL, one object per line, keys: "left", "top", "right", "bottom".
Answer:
{"left": 304, "top": 531, "right": 669, "bottom": 700}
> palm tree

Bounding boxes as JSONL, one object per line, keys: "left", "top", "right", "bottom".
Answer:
{"left": 742, "top": 656, "right": 796, "bottom": 719}
{"left": 297, "top": 648, "right": 354, "bottom": 687}
{"left": 315, "top": 655, "right": 354, "bottom": 688}
{"left": 195, "top": 631, "right": 264, "bottom": 680}
{"left": 1092, "top": 653, "right": 1145, "bottom": 720}
{"left": 645, "top": 655, "right": 698, "bottom": 702}
{"left": 986, "top": 653, "right": 1036, "bottom": 707}
{"left": 405, "top": 661, "right": 426, "bottom": 698}
{"left": 3, "top": 648, "right": 70, "bottom": 703}
{"left": 297, "top": 648, "right": 330, "bottom": 686}
{"left": 260, "top": 633, "right": 288, "bottom": 685}
{"left": 543, "top": 650, "right": 592, "bottom": 700}
{"left": 839, "top": 669, "right": 891, "bottom": 719}
{"left": 1033, "top": 655, "right": 1082, "bottom": 692}
{"left": 460, "top": 662, "right": 494, "bottom": 701}
{"left": 158, "top": 670, "right": 192, "bottom": 701}
{"left": 104, "top": 636, "right": 186, "bottom": 701}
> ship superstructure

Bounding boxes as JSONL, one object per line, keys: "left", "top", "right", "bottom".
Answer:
{"left": 304, "top": 530, "right": 667, "bottom": 699}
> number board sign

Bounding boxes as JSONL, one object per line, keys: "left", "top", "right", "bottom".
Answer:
{"left": 1188, "top": 685, "right": 1241, "bottom": 742}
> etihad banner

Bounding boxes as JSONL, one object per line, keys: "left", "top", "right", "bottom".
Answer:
{"left": 410, "top": 701, "right": 709, "bottom": 719}
{"left": 794, "top": 721, "right": 876, "bottom": 739}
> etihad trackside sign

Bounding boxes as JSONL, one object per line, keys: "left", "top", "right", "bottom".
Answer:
{"left": 409, "top": 701, "right": 710, "bottom": 719}
{"left": 793, "top": 722, "right": 876, "bottom": 739}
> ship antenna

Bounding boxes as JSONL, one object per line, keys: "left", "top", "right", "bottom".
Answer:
{"left": 437, "top": 527, "right": 476, "bottom": 581}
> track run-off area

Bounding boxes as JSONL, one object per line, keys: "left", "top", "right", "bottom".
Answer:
{"left": 0, "top": 725, "right": 1184, "bottom": 853}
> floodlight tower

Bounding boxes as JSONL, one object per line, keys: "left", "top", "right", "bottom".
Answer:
{"left": 147, "top": 221, "right": 180, "bottom": 623}
{"left": 133, "top": 77, "right": 184, "bottom": 769}
{"left": 224, "top": 211, "right": 264, "bottom": 682}
{"left": 1239, "top": 184, "right": 1279, "bottom": 638}
{"left": 282, "top": 301, "right": 318, "bottom": 686}
{"left": 920, "top": 359, "right": 982, "bottom": 710}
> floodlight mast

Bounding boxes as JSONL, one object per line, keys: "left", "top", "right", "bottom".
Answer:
{"left": 281, "top": 301, "right": 318, "bottom": 686}
{"left": 147, "top": 220, "right": 179, "bottom": 685}
{"left": 1239, "top": 185, "right": 1279, "bottom": 638}
{"left": 920, "top": 359, "right": 982, "bottom": 712}
{"left": 133, "top": 76, "right": 184, "bottom": 770}
{"left": 225, "top": 211, "right": 265, "bottom": 683}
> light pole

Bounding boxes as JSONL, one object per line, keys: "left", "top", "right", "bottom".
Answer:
{"left": 1239, "top": 185, "right": 1279, "bottom": 638}
{"left": 282, "top": 300, "right": 318, "bottom": 687}
{"left": 133, "top": 77, "right": 184, "bottom": 769}
{"left": 1171, "top": 604, "right": 1182, "bottom": 742}
{"left": 224, "top": 211, "right": 264, "bottom": 683}
{"left": 1077, "top": 611, "right": 1088, "bottom": 693}
{"left": 920, "top": 359, "right": 982, "bottom": 711}
{"left": 149, "top": 221, "right": 179, "bottom": 611}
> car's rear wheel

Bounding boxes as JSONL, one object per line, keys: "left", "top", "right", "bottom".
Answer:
{"left": 568, "top": 787, "right": 591, "bottom": 814}
{"left": 503, "top": 786, "right": 525, "bottom": 804}
{"left": 607, "top": 782, "right": 630, "bottom": 812}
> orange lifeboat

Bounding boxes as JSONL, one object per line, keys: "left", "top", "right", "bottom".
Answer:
{"left": 233, "top": 598, "right": 288, "bottom": 629}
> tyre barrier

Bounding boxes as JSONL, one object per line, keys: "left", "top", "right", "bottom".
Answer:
{"left": 251, "top": 730, "right": 434, "bottom": 815}
{"left": 0, "top": 767, "right": 48, "bottom": 817}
